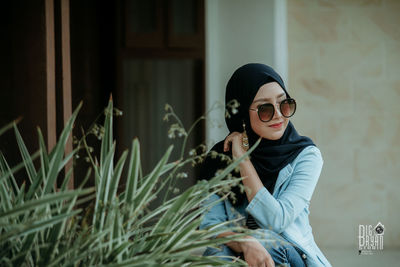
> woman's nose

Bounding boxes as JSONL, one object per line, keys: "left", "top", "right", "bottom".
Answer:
{"left": 273, "top": 103, "right": 283, "bottom": 118}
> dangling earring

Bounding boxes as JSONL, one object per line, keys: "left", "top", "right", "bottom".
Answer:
{"left": 242, "top": 121, "right": 249, "bottom": 151}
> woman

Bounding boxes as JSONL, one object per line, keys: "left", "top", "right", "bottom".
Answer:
{"left": 199, "top": 63, "right": 331, "bottom": 266}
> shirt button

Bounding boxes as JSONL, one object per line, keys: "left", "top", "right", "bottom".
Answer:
{"left": 302, "top": 254, "right": 307, "bottom": 259}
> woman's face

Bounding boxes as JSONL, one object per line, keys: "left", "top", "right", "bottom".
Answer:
{"left": 249, "top": 82, "right": 289, "bottom": 140}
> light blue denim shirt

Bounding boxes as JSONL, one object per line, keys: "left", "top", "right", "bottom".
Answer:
{"left": 200, "top": 145, "right": 332, "bottom": 267}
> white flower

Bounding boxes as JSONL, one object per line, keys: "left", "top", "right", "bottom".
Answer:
{"left": 177, "top": 172, "right": 188, "bottom": 179}
{"left": 114, "top": 108, "right": 123, "bottom": 116}
{"left": 189, "top": 149, "right": 196, "bottom": 156}
{"left": 164, "top": 103, "right": 171, "bottom": 112}
{"left": 163, "top": 114, "right": 169, "bottom": 122}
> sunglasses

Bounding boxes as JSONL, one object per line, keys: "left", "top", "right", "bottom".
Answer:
{"left": 249, "top": 98, "right": 297, "bottom": 122}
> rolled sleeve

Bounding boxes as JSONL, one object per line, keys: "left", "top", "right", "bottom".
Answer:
{"left": 199, "top": 193, "right": 229, "bottom": 236}
{"left": 246, "top": 146, "right": 323, "bottom": 233}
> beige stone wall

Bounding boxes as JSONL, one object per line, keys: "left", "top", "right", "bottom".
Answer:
{"left": 287, "top": 0, "right": 400, "bottom": 248}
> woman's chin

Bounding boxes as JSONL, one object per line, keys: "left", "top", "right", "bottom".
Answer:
{"left": 261, "top": 130, "right": 285, "bottom": 140}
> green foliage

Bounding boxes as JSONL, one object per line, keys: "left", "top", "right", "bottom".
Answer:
{"left": 0, "top": 99, "right": 259, "bottom": 266}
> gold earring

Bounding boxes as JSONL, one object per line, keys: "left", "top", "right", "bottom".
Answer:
{"left": 242, "top": 121, "right": 249, "bottom": 151}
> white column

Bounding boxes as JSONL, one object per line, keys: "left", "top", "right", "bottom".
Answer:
{"left": 205, "top": 0, "right": 288, "bottom": 147}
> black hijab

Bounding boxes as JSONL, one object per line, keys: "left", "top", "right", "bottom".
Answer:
{"left": 200, "top": 63, "right": 315, "bottom": 205}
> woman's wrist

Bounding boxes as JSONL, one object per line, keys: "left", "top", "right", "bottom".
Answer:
{"left": 238, "top": 156, "right": 251, "bottom": 165}
{"left": 239, "top": 235, "right": 256, "bottom": 252}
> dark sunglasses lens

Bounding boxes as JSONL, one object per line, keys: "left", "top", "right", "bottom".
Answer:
{"left": 281, "top": 99, "right": 296, "bottom": 117}
{"left": 258, "top": 104, "right": 274, "bottom": 122}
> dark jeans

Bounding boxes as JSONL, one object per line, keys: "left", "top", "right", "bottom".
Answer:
{"left": 203, "top": 229, "right": 307, "bottom": 267}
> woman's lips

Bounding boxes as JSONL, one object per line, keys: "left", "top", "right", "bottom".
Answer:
{"left": 269, "top": 122, "right": 283, "bottom": 128}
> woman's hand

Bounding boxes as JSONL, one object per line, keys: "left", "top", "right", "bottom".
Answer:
{"left": 241, "top": 237, "right": 275, "bottom": 267}
{"left": 224, "top": 131, "right": 247, "bottom": 159}
{"left": 224, "top": 132, "right": 264, "bottom": 202}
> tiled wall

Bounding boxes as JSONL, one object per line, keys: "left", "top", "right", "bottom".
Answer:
{"left": 287, "top": 0, "right": 400, "bottom": 248}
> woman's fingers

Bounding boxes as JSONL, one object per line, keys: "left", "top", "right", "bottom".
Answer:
{"left": 224, "top": 132, "right": 240, "bottom": 152}
{"left": 266, "top": 257, "right": 275, "bottom": 267}
{"left": 223, "top": 136, "right": 231, "bottom": 152}
{"left": 224, "top": 132, "right": 247, "bottom": 159}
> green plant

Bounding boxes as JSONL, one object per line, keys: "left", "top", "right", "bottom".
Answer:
{"left": 0, "top": 98, "right": 262, "bottom": 266}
